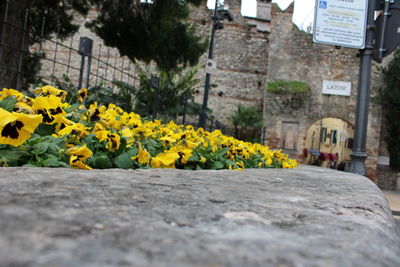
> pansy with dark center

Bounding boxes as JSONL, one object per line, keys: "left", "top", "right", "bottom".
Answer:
{"left": 1, "top": 120, "right": 24, "bottom": 139}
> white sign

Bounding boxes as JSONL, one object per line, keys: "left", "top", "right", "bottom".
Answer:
{"left": 313, "top": 0, "right": 368, "bottom": 49}
{"left": 322, "top": 80, "right": 351, "bottom": 96}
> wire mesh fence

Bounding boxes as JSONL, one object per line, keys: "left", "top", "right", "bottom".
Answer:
{"left": 0, "top": 1, "right": 230, "bottom": 134}
{"left": 0, "top": 3, "right": 138, "bottom": 92}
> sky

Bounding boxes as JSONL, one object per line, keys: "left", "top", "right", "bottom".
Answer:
{"left": 207, "top": 0, "right": 315, "bottom": 32}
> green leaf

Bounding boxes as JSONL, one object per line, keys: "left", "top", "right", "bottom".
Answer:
{"left": 126, "top": 146, "right": 139, "bottom": 157}
{"left": 42, "top": 155, "right": 69, "bottom": 167}
{"left": 211, "top": 161, "right": 224, "bottom": 170}
{"left": 0, "top": 149, "right": 31, "bottom": 165}
{"left": 114, "top": 153, "right": 134, "bottom": 169}
{"left": 35, "top": 123, "right": 56, "bottom": 136}
{"left": 63, "top": 103, "right": 81, "bottom": 113}
{"left": 215, "top": 147, "right": 229, "bottom": 158}
{"left": 33, "top": 142, "right": 49, "bottom": 155}
{"left": 0, "top": 96, "right": 17, "bottom": 112}
{"left": 188, "top": 154, "right": 199, "bottom": 162}
{"left": 89, "top": 153, "right": 111, "bottom": 169}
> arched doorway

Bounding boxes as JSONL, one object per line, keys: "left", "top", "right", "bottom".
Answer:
{"left": 303, "top": 117, "right": 354, "bottom": 170}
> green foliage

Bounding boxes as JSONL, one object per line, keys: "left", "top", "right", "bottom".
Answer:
{"left": 54, "top": 75, "right": 137, "bottom": 112}
{"left": 230, "top": 105, "right": 263, "bottom": 143}
{"left": 133, "top": 65, "right": 202, "bottom": 121}
{"left": 381, "top": 48, "right": 400, "bottom": 170}
{"left": 266, "top": 80, "right": 310, "bottom": 109}
{"left": 0, "top": 134, "right": 69, "bottom": 168}
{"left": 0, "top": 96, "right": 17, "bottom": 112}
{"left": 266, "top": 80, "right": 310, "bottom": 94}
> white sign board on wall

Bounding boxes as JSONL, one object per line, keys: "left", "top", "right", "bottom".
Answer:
{"left": 322, "top": 80, "right": 351, "bottom": 96}
{"left": 313, "top": 0, "right": 368, "bottom": 49}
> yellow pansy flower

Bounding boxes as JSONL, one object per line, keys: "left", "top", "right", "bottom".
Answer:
{"left": 151, "top": 152, "right": 180, "bottom": 168}
{"left": 77, "top": 88, "right": 88, "bottom": 103}
{"left": 34, "top": 85, "right": 67, "bottom": 101}
{"left": 66, "top": 145, "right": 93, "bottom": 160}
{"left": 0, "top": 108, "right": 42, "bottom": 147}
{"left": 70, "top": 155, "right": 92, "bottom": 170}
{"left": 32, "top": 95, "right": 66, "bottom": 124}
{"left": 131, "top": 145, "right": 151, "bottom": 165}
{"left": 13, "top": 102, "right": 33, "bottom": 114}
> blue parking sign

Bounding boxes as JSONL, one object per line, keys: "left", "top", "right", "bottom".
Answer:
{"left": 319, "top": 1, "right": 327, "bottom": 9}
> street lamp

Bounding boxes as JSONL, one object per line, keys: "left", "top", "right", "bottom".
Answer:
{"left": 199, "top": 0, "right": 233, "bottom": 129}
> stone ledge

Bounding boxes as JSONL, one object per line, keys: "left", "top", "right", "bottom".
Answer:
{"left": 0, "top": 166, "right": 399, "bottom": 266}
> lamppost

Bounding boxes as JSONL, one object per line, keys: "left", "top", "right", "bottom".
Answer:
{"left": 347, "top": 0, "right": 375, "bottom": 176}
{"left": 199, "top": 0, "right": 233, "bottom": 129}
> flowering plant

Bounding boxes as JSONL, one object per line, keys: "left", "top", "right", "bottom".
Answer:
{"left": 0, "top": 86, "right": 298, "bottom": 170}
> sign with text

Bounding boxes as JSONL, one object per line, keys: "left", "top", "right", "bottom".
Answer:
{"left": 313, "top": 0, "right": 368, "bottom": 49}
{"left": 322, "top": 80, "right": 351, "bottom": 96}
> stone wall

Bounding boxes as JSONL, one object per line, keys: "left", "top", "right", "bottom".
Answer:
{"left": 263, "top": 4, "right": 384, "bottom": 181}
{"left": 1, "top": 167, "right": 399, "bottom": 266}
{"left": 189, "top": 0, "right": 270, "bottom": 123}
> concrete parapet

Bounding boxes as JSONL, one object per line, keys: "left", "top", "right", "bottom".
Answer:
{"left": 0, "top": 166, "right": 399, "bottom": 266}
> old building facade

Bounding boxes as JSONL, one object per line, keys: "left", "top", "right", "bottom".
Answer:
{"left": 34, "top": 0, "right": 394, "bottom": 182}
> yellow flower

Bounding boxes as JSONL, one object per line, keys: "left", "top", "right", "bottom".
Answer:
{"left": 199, "top": 156, "right": 207, "bottom": 163}
{"left": 0, "top": 107, "right": 42, "bottom": 147}
{"left": 34, "top": 85, "right": 67, "bottom": 101}
{"left": 151, "top": 152, "right": 180, "bottom": 168}
{"left": 131, "top": 145, "right": 151, "bottom": 165}
{"left": 77, "top": 88, "right": 88, "bottom": 102}
{"left": 66, "top": 145, "right": 93, "bottom": 160}
{"left": 13, "top": 102, "right": 33, "bottom": 114}
{"left": 55, "top": 122, "right": 88, "bottom": 139}
{"left": 0, "top": 88, "right": 25, "bottom": 101}
{"left": 95, "top": 130, "right": 121, "bottom": 151}
{"left": 32, "top": 95, "right": 66, "bottom": 124}
{"left": 70, "top": 155, "right": 92, "bottom": 170}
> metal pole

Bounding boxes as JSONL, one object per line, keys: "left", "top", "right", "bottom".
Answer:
{"left": 85, "top": 53, "right": 91, "bottom": 89}
{"left": 95, "top": 44, "right": 101, "bottom": 86}
{"left": 199, "top": 0, "right": 219, "bottom": 129}
{"left": 78, "top": 55, "right": 85, "bottom": 89}
{"left": 348, "top": 0, "right": 376, "bottom": 176}
{"left": 377, "top": 0, "right": 391, "bottom": 59}
{"left": 104, "top": 48, "right": 110, "bottom": 86}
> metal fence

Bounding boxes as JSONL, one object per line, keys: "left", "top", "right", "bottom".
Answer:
{"left": 0, "top": 3, "right": 138, "bottom": 92}
{"left": 0, "top": 2, "right": 229, "bottom": 134}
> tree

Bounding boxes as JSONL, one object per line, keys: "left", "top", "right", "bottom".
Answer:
{"left": 230, "top": 105, "right": 264, "bottom": 143}
{"left": 0, "top": 0, "right": 89, "bottom": 89}
{"left": 133, "top": 65, "right": 201, "bottom": 121}
{"left": 0, "top": 0, "right": 207, "bottom": 89}
{"left": 381, "top": 48, "right": 400, "bottom": 170}
{"left": 87, "top": 0, "right": 207, "bottom": 71}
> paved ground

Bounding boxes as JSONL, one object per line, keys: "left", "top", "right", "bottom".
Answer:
{"left": 382, "top": 190, "right": 400, "bottom": 229}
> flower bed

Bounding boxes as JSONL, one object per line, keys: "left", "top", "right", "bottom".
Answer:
{"left": 0, "top": 86, "right": 298, "bottom": 170}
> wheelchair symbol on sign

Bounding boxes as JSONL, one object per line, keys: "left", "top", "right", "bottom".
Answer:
{"left": 319, "top": 1, "right": 327, "bottom": 9}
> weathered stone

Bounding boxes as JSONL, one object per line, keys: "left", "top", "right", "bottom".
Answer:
{"left": 0, "top": 166, "right": 399, "bottom": 266}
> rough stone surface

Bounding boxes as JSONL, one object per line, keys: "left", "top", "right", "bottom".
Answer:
{"left": 1, "top": 166, "right": 399, "bottom": 267}
{"left": 264, "top": 4, "right": 385, "bottom": 180}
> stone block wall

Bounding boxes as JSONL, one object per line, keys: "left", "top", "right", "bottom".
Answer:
{"left": 189, "top": 0, "right": 269, "bottom": 123}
